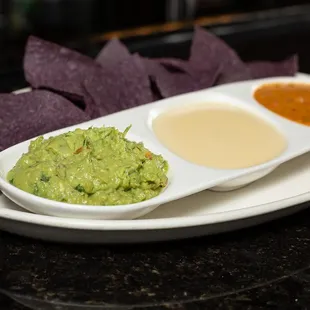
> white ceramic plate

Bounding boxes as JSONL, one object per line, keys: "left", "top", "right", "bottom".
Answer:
{"left": 0, "top": 74, "right": 309, "bottom": 243}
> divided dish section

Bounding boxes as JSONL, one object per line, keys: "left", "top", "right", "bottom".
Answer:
{"left": 217, "top": 76, "right": 310, "bottom": 154}
{"left": 216, "top": 76, "right": 310, "bottom": 131}
{"left": 146, "top": 78, "right": 310, "bottom": 191}
{"left": 0, "top": 120, "right": 176, "bottom": 220}
{"left": 252, "top": 78, "right": 310, "bottom": 128}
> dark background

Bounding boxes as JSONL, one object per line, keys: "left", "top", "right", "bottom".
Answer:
{"left": 2, "top": 0, "right": 310, "bottom": 38}
{"left": 1, "top": 0, "right": 310, "bottom": 94}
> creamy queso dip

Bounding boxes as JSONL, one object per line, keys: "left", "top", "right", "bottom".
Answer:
{"left": 152, "top": 103, "right": 286, "bottom": 169}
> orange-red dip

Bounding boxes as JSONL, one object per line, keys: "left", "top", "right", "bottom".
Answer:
{"left": 254, "top": 83, "right": 310, "bottom": 126}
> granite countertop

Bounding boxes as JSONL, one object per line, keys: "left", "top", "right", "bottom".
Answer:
{"left": 1, "top": 205, "right": 310, "bottom": 309}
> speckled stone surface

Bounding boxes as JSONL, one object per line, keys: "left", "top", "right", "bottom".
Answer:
{"left": 1, "top": 206, "right": 310, "bottom": 309}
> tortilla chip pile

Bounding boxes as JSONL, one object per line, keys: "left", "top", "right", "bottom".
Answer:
{"left": 0, "top": 26, "right": 298, "bottom": 151}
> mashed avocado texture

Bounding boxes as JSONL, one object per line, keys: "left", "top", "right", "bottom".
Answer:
{"left": 7, "top": 126, "right": 168, "bottom": 206}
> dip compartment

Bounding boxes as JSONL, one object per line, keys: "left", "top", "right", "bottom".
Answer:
{"left": 0, "top": 124, "right": 172, "bottom": 220}
{"left": 147, "top": 91, "right": 288, "bottom": 191}
{"left": 253, "top": 81, "right": 310, "bottom": 127}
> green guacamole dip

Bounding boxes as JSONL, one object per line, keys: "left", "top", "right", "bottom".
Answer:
{"left": 7, "top": 126, "right": 168, "bottom": 206}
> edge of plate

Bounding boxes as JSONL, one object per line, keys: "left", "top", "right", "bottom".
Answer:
{"left": 0, "top": 190, "right": 309, "bottom": 231}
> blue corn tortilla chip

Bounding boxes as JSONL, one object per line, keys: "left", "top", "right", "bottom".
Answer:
{"left": 83, "top": 54, "right": 153, "bottom": 118}
{"left": 214, "top": 68, "right": 251, "bottom": 85}
{"left": 96, "top": 38, "right": 131, "bottom": 67}
{"left": 0, "top": 90, "right": 90, "bottom": 150}
{"left": 154, "top": 58, "right": 196, "bottom": 75}
{"left": 150, "top": 78, "right": 163, "bottom": 101}
{"left": 144, "top": 58, "right": 202, "bottom": 98}
{"left": 144, "top": 57, "right": 219, "bottom": 98}
{"left": 154, "top": 57, "right": 221, "bottom": 89}
{"left": 190, "top": 26, "right": 251, "bottom": 85}
{"left": 247, "top": 55, "right": 298, "bottom": 79}
{"left": 23, "top": 36, "right": 100, "bottom": 102}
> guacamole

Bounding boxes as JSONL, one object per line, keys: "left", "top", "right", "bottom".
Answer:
{"left": 7, "top": 126, "right": 168, "bottom": 206}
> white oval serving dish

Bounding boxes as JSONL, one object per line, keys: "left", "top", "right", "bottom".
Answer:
{"left": 2, "top": 75, "right": 310, "bottom": 219}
